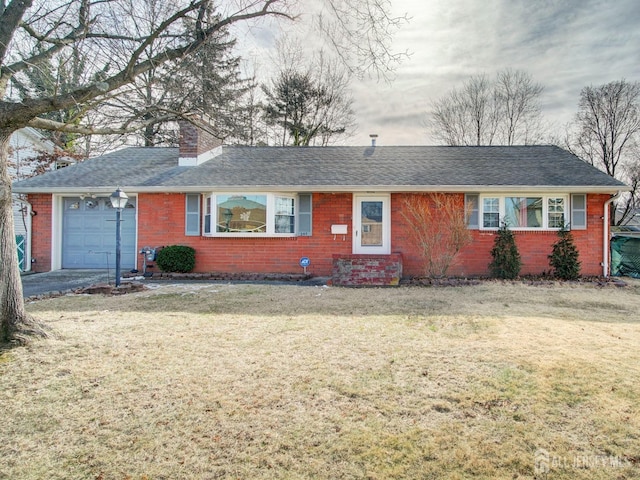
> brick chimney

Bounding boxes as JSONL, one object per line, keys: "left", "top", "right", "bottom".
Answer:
{"left": 178, "top": 114, "right": 223, "bottom": 166}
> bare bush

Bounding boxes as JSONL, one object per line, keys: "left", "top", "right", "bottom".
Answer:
{"left": 402, "top": 193, "right": 473, "bottom": 278}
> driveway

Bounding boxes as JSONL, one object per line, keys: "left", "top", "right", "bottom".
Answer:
{"left": 21, "top": 269, "right": 117, "bottom": 297}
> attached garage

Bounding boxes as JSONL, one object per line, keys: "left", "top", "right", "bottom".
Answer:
{"left": 62, "top": 196, "right": 137, "bottom": 269}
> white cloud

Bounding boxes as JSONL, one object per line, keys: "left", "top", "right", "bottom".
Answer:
{"left": 348, "top": 0, "right": 640, "bottom": 145}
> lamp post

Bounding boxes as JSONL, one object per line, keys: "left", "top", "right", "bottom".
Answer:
{"left": 109, "top": 188, "right": 129, "bottom": 287}
{"left": 224, "top": 208, "right": 233, "bottom": 232}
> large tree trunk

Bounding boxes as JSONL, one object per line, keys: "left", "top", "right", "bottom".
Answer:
{"left": 0, "top": 128, "right": 48, "bottom": 344}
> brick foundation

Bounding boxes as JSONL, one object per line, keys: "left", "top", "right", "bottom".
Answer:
{"left": 332, "top": 253, "right": 403, "bottom": 286}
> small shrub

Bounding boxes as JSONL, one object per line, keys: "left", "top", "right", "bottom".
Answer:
{"left": 549, "top": 226, "right": 581, "bottom": 280}
{"left": 489, "top": 224, "right": 521, "bottom": 279}
{"left": 156, "top": 245, "right": 196, "bottom": 273}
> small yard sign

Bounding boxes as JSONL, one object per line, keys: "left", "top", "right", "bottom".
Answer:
{"left": 299, "top": 256, "right": 310, "bottom": 274}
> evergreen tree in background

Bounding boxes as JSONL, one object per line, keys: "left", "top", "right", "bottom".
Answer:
{"left": 262, "top": 50, "right": 354, "bottom": 146}
{"left": 105, "top": 3, "right": 255, "bottom": 147}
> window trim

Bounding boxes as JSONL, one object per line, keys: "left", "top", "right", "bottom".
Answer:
{"left": 478, "top": 194, "right": 569, "bottom": 231}
{"left": 203, "top": 192, "right": 300, "bottom": 238}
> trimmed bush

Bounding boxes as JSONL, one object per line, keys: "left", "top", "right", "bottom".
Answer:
{"left": 549, "top": 226, "right": 581, "bottom": 280}
{"left": 156, "top": 245, "right": 196, "bottom": 273}
{"left": 489, "top": 224, "right": 522, "bottom": 279}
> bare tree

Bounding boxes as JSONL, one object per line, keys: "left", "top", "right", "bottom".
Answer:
{"left": 566, "top": 80, "right": 640, "bottom": 225}
{"left": 428, "top": 69, "right": 544, "bottom": 146}
{"left": 10, "top": 42, "right": 91, "bottom": 150}
{"left": 429, "top": 89, "right": 468, "bottom": 146}
{"left": 430, "top": 76, "right": 497, "bottom": 146}
{"left": 619, "top": 158, "right": 640, "bottom": 223}
{"left": 572, "top": 80, "right": 640, "bottom": 177}
{"left": 0, "top": 0, "right": 407, "bottom": 344}
{"left": 495, "top": 69, "right": 544, "bottom": 145}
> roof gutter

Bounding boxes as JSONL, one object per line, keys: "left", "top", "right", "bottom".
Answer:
{"left": 12, "top": 184, "right": 630, "bottom": 195}
{"left": 603, "top": 191, "right": 623, "bottom": 277}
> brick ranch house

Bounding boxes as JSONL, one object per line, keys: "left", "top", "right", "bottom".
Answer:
{"left": 13, "top": 121, "right": 628, "bottom": 285}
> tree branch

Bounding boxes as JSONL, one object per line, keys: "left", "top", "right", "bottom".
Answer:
{"left": 1, "top": 1, "right": 293, "bottom": 128}
{"left": 0, "top": 0, "right": 34, "bottom": 62}
{"left": 27, "top": 113, "right": 176, "bottom": 135}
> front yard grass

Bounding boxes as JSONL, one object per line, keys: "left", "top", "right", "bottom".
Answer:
{"left": 2, "top": 280, "right": 640, "bottom": 479}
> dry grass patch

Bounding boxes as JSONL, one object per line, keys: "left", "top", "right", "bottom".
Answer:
{"left": 1, "top": 280, "right": 640, "bottom": 479}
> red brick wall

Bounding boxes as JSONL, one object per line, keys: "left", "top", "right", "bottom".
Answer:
{"left": 136, "top": 191, "right": 611, "bottom": 277}
{"left": 137, "top": 192, "right": 354, "bottom": 277}
{"left": 178, "top": 121, "right": 222, "bottom": 159}
{"left": 29, "top": 191, "right": 610, "bottom": 277}
{"left": 27, "top": 193, "right": 52, "bottom": 272}
{"left": 391, "top": 193, "right": 608, "bottom": 277}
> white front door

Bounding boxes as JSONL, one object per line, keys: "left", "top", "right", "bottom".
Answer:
{"left": 353, "top": 194, "right": 391, "bottom": 254}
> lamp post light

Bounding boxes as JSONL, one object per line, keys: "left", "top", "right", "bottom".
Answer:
{"left": 224, "top": 208, "right": 233, "bottom": 232}
{"left": 109, "top": 187, "right": 129, "bottom": 287}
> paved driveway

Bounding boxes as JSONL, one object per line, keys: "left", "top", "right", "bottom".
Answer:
{"left": 21, "top": 270, "right": 116, "bottom": 297}
{"left": 20, "top": 270, "right": 329, "bottom": 298}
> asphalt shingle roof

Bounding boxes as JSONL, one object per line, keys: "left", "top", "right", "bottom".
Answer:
{"left": 13, "top": 147, "right": 183, "bottom": 190}
{"left": 13, "top": 145, "right": 628, "bottom": 193}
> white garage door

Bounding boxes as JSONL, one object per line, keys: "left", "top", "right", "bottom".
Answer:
{"left": 62, "top": 197, "right": 136, "bottom": 269}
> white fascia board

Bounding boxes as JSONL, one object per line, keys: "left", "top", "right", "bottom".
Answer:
{"left": 172, "top": 184, "right": 631, "bottom": 194}
{"left": 13, "top": 183, "right": 631, "bottom": 195}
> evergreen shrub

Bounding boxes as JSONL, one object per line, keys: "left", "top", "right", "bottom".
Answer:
{"left": 156, "top": 245, "right": 196, "bottom": 273}
{"left": 489, "top": 224, "right": 522, "bottom": 279}
{"left": 548, "top": 226, "right": 581, "bottom": 280}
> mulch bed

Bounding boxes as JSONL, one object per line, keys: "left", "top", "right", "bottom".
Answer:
{"left": 25, "top": 273, "right": 631, "bottom": 303}
{"left": 402, "top": 275, "right": 629, "bottom": 288}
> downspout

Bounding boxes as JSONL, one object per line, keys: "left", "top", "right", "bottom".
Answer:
{"left": 603, "top": 191, "right": 622, "bottom": 277}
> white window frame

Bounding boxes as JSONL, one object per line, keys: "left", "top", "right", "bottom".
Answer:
{"left": 478, "top": 194, "right": 569, "bottom": 231}
{"left": 203, "top": 193, "right": 299, "bottom": 237}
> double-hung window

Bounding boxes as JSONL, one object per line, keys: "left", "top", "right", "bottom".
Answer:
{"left": 203, "top": 193, "right": 303, "bottom": 236}
{"left": 475, "top": 194, "right": 568, "bottom": 230}
{"left": 483, "top": 197, "right": 500, "bottom": 228}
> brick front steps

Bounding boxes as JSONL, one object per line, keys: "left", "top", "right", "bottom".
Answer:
{"left": 331, "top": 253, "right": 403, "bottom": 287}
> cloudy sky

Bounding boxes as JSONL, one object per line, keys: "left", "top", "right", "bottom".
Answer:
{"left": 348, "top": 0, "right": 640, "bottom": 146}
{"left": 238, "top": 0, "right": 640, "bottom": 146}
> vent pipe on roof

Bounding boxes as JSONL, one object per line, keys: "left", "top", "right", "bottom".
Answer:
{"left": 370, "top": 134, "right": 378, "bottom": 147}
